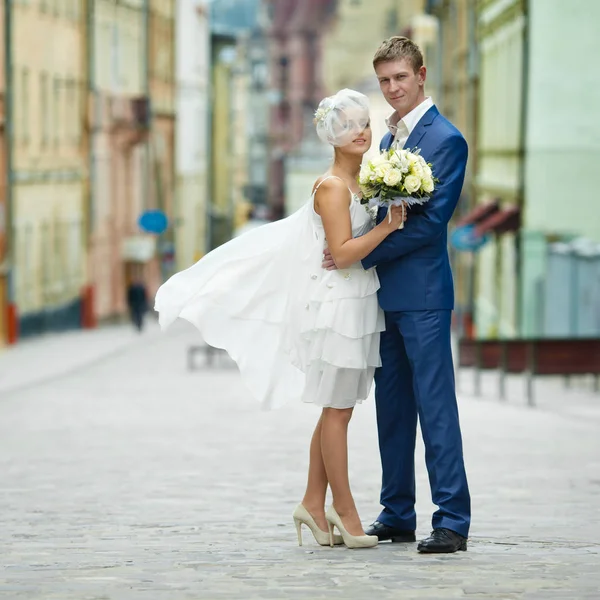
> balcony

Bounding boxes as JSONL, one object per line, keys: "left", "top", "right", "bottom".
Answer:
{"left": 110, "top": 96, "right": 151, "bottom": 147}
{"left": 110, "top": 96, "right": 151, "bottom": 130}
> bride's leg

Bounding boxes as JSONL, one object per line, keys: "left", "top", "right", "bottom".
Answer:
{"left": 301, "top": 411, "right": 329, "bottom": 531}
{"left": 321, "top": 407, "right": 365, "bottom": 536}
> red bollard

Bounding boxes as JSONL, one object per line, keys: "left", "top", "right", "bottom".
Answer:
{"left": 7, "top": 303, "right": 18, "bottom": 345}
{"left": 81, "top": 285, "right": 98, "bottom": 329}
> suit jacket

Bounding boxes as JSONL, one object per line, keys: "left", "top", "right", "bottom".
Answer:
{"left": 361, "top": 105, "right": 467, "bottom": 312}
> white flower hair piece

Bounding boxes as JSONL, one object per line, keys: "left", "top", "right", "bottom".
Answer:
{"left": 313, "top": 105, "right": 332, "bottom": 124}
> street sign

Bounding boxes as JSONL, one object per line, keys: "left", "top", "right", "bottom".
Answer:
{"left": 122, "top": 235, "right": 157, "bottom": 262}
{"left": 138, "top": 210, "right": 168, "bottom": 235}
{"left": 450, "top": 224, "right": 489, "bottom": 252}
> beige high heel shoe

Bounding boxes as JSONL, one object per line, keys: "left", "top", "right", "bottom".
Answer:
{"left": 325, "top": 505, "right": 378, "bottom": 549}
{"left": 293, "top": 504, "right": 343, "bottom": 546}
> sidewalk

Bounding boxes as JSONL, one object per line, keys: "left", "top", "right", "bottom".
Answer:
{"left": 0, "top": 319, "right": 171, "bottom": 396}
{"left": 456, "top": 362, "right": 600, "bottom": 423}
{"left": 1, "top": 325, "right": 599, "bottom": 598}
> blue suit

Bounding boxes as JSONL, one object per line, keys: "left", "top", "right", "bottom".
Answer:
{"left": 362, "top": 105, "right": 471, "bottom": 538}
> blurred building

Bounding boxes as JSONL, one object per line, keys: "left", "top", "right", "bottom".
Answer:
{"left": 429, "top": 0, "right": 478, "bottom": 337}
{"left": 87, "top": 0, "right": 151, "bottom": 325}
{"left": 209, "top": 35, "right": 238, "bottom": 248}
{"left": 208, "top": 0, "right": 260, "bottom": 248}
{"left": 0, "top": 2, "right": 7, "bottom": 345}
{"left": 322, "top": 0, "right": 438, "bottom": 165}
{"left": 447, "top": 0, "right": 600, "bottom": 340}
{"left": 8, "top": 0, "right": 88, "bottom": 338}
{"left": 265, "top": 0, "right": 337, "bottom": 218}
{"left": 174, "top": 0, "right": 210, "bottom": 269}
{"left": 148, "top": 0, "right": 176, "bottom": 281}
{"left": 230, "top": 4, "right": 271, "bottom": 234}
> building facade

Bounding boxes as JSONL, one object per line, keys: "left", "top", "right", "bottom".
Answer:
{"left": 446, "top": 0, "right": 600, "bottom": 339}
{"left": 208, "top": 0, "right": 261, "bottom": 247}
{"left": 265, "top": 0, "right": 337, "bottom": 219}
{"left": 174, "top": 0, "right": 210, "bottom": 269}
{"left": 0, "top": 1, "right": 7, "bottom": 345}
{"left": 240, "top": 20, "right": 271, "bottom": 224}
{"left": 519, "top": 0, "right": 600, "bottom": 337}
{"left": 429, "top": 0, "right": 479, "bottom": 336}
{"left": 10, "top": 0, "right": 89, "bottom": 338}
{"left": 148, "top": 0, "right": 176, "bottom": 281}
{"left": 88, "top": 0, "right": 151, "bottom": 324}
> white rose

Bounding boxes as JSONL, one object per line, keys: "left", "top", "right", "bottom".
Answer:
{"left": 410, "top": 160, "right": 424, "bottom": 178}
{"left": 373, "top": 165, "right": 387, "bottom": 181}
{"left": 370, "top": 153, "right": 388, "bottom": 167}
{"left": 404, "top": 174, "right": 421, "bottom": 194}
{"left": 359, "top": 166, "right": 372, "bottom": 185}
{"left": 374, "top": 161, "right": 394, "bottom": 181}
{"left": 383, "top": 169, "right": 402, "bottom": 187}
{"left": 389, "top": 151, "right": 403, "bottom": 166}
{"left": 423, "top": 164, "right": 433, "bottom": 177}
{"left": 422, "top": 176, "right": 434, "bottom": 193}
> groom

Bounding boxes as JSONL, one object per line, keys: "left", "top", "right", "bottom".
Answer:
{"left": 324, "top": 36, "right": 471, "bottom": 553}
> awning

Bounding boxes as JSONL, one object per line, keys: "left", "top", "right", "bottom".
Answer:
{"left": 475, "top": 207, "right": 521, "bottom": 237}
{"left": 456, "top": 200, "right": 500, "bottom": 227}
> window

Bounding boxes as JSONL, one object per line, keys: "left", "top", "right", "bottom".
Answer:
{"left": 40, "top": 71, "right": 49, "bottom": 147}
{"left": 66, "top": 78, "right": 79, "bottom": 144}
{"left": 72, "top": 0, "right": 80, "bottom": 21}
{"left": 53, "top": 76, "right": 61, "bottom": 146}
{"left": 21, "top": 68, "right": 30, "bottom": 144}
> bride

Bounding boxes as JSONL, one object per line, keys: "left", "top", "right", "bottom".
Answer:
{"left": 155, "top": 89, "right": 405, "bottom": 549}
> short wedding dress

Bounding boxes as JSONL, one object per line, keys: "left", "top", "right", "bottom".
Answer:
{"left": 154, "top": 176, "right": 385, "bottom": 410}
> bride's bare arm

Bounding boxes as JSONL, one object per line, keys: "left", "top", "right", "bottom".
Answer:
{"left": 315, "top": 178, "right": 405, "bottom": 270}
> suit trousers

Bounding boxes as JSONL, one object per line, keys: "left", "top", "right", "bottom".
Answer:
{"left": 374, "top": 309, "right": 471, "bottom": 537}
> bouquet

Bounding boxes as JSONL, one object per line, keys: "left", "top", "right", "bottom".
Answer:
{"left": 358, "top": 147, "right": 437, "bottom": 229}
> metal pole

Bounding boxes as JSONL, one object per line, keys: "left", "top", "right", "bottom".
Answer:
{"left": 499, "top": 342, "right": 507, "bottom": 401}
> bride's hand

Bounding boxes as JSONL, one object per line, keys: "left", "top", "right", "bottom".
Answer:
{"left": 381, "top": 204, "right": 407, "bottom": 232}
{"left": 322, "top": 248, "right": 338, "bottom": 271}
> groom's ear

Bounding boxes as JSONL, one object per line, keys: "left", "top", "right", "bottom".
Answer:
{"left": 418, "top": 66, "right": 427, "bottom": 86}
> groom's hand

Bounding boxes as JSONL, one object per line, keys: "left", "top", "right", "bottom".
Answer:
{"left": 322, "top": 248, "right": 338, "bottom": 271}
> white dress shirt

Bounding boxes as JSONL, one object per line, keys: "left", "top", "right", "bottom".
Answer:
{"left": 385, "top": 97, "right": 435, "bottom": 148}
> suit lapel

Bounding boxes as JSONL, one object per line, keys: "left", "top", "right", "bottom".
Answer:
{"left": 382, "top": 131, "right": 394, "bottom": 151}
{"left": 403, "top": 105, "right": 439, "bottom": 151}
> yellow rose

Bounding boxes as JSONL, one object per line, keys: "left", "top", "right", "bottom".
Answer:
{"left": 404, "top": 174, "right": 421, "bottom": 194}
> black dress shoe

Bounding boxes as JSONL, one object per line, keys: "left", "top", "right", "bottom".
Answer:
{"left": 417, "top": 528, "right": 467, "bottom": 553}
{"left": 365, "top": 520, "right": 416, "bottom": 542}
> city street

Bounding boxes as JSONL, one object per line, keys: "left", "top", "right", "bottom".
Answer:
{"left": 1, "top": 322, "right": 599, "bottom": 599}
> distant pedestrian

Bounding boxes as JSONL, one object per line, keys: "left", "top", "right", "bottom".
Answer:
{"left": 126, "top": 279, "right": 148, "bottom": 332}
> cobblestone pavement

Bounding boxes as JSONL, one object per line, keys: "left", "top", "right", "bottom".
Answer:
{"left": 1, "top": 322, "right": 599, "bottom": 599}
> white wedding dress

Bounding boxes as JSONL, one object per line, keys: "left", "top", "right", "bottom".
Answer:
{"left": 154, "top": 176, "right": 385, "bottom": 410}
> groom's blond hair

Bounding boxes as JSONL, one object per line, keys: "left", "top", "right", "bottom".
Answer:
{"left": 373, "top": 36, "right": 424, "bottom": 73}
